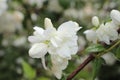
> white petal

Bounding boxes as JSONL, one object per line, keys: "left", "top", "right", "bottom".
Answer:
{"left": 50, "top": 38, "right": 58, "bottom": 47}
{"left": 51, "top": 66, "right": 62, "bottom": 79}
{"left": 110, "top": 10, "right": 120, "bottom": 25}
{"left": 58, "top": 21, "right": 81, "bottom": 36}
{"left": 65, "top": 36, "right": 78, "bottom": 55}
{"left": 56, "top": 45, "right": 71, "bottom": 59}
{"left": 84, "top": 29, "right": 97, "bottom": 43}
{"left": 44, "top": 27, "right": 56, "bottom": 39}
{"left": 33, "top": 26, "right": 44, "bottom": 35}
{"left": 44, "top": 18, "right": 54, "bottom": 29}
{"left": 28, "top": 36, "right": 44, "bottom": 43}
{"left": 50, "top": 35, "right": 63, "bottom": 48}
{"left": 29, "top": 43, "right": 48, "bottom": 58}
{"left": 96, "top": 23, "right": 118, "bottom": 45}
{"left": 41, "top": 57, "right": 48, "bottom": 70}
{"left": 105, "top": 22, "right": 118, "bottom": 41}
{"left": 51, "top": 54, "right": 68, "bottom": 70}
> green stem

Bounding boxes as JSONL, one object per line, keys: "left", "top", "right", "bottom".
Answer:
{"left": 97, "top": 40, "right": 120, "bottom": 57}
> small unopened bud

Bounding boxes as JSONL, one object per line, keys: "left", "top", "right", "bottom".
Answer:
{"left": 92, "top": 16, "right": 99, "bottom": 27}
{"left": 110, "top": 10, "right": 120, "bottom": 25}
{"left": 44, "top": 18, "right": 53, "bottom": 29}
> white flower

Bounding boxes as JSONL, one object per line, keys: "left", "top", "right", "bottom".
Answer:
{"left": 110, "top": 10, "right": 120, "bottom": 26}
{"left": 84, "top": 29, "right": 97, "bottom": 43}
{"left": 0, "top": 0, "right": 7, "bottom": 15}
{"left": 92, "top": 16, "right": 100, "bottom": 27}
{"left": 96, "top": 22, "right": 118, "bottom": 45}
{"left": 28, "top": 18, "right": 81, "bottom": 79}
{"left": 84, "top": 12, "right": 119, "bottom": 45}
{"left": 102, "top": 52, "right": 116, "bottom": 65}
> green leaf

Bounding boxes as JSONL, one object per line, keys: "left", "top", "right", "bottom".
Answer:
{"left": 85, "top": 44, "right": 105, "bottom": 53}
{"left": 37, "top": 77, "right": 49, "bottom": 80}
{"left": 59, "top": 0, "right": 71, "bottom": 9}
{"left": 22, "top": 60, "right": 36, "bottom": 79}
{"left": 114, "top": 45, "right": 120, "bottom": 59}
{"left": 91, "top": 58, "right": 104, "bottom": 80}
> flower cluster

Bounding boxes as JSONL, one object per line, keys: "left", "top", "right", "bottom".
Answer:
{"left": 84, "top": 10, "right": 120, "bottom": 45}
{"left": 28, "top": 18, "right": 81, "bottom": 79}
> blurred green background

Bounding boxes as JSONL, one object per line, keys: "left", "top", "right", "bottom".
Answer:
{"left": 0, "top": 0, "right": 120, "bottom": 80}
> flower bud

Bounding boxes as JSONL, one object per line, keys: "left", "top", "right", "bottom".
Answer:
{"left": 110, "top": 10, "right": 120, "bottom": 25}
{"left": 44, "top": 18, "right": 54, "bottom": 29}
{"left": 92, "top": 16, "right": 99, "bottom": 27}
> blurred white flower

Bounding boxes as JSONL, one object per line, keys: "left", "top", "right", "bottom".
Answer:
{"left": 26, "top": 0, "right": 46, "bottom": 8}
{"left": 0, "top": 11, "right": 24, "bottom": 33}
{"left": 2, "top": 39, "right": 9, "bottom": 46}
{"left": 28, "top": 18, "right": 81, "bottom": 79}
{"left": 13, "top": 11, "right": 24, "bottom": 21}
{"left": 102, "top": 52, "right": 116, "bottom": 65}
{"left": 110, "top": 9, "right": 120, "bottom": 26}
{"left": 47, "top": 0, "right": 63, "bottom": 13}
{"left": 78, "top": 36, "right": 86, "bottom": 51}
{"left": 92, "top": 16, "right": 100, "bottom": 27}
{"left": 31, "top": 13, "right": 37, "bottom": 21}
{"left": 0, "top": 0, "right": 7, "bottom": 15}
{"left": 0, "top": 50, "right": 5, "bottom": 56}
{"left": 64, "top": 8, "right": 79, "bottom": 19}
{"left": 83, "top": 3, "right": 94, "bottom": 17}
{"left": 13, "top": 36, "right": 27, "bottom": 47}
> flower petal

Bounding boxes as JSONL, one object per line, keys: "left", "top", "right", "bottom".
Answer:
{"left": 41, "top": 57, "right": 48, "bottom": 70}
{"left": 51, "top": 54, "right": 68, "bottom": 70}
{"left": 50, "top": 38, "right": 58, "bottom": 47}
{"left": 56, "top": 45, "right": 71, "bottom": 59}
{"left": 110, "top": 10, "right": 120, "bottom": 25}
{"left": 33, "top": 26, "right": 44, "bottom": 35}
{"left": 84, "top": 29, "right": 97, "bottom": 43}
{"left": 44, "top": 18, "right": 54, "bottom": 29}
{"left": 29, "top": 43, "right": 48, "bottom": 58}
{"left": 28, "top": 36, "right": 44, "bottom": 43}
{"left": 58, "top": 21, "right": 81, "bottom": 36}
{"left": 51, "top": 65, "right": 62, "bottom": 79}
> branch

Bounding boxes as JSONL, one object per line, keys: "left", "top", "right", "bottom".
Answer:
{"left": 67, "top": 54, "right": 95, "bottom": 80}
{"left": 67, "top": 39, "right": 120, "bottom": 80}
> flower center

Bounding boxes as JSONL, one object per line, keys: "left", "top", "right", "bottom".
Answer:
{"left": 44, "top": 40, "right": 50, "bottom": 44}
